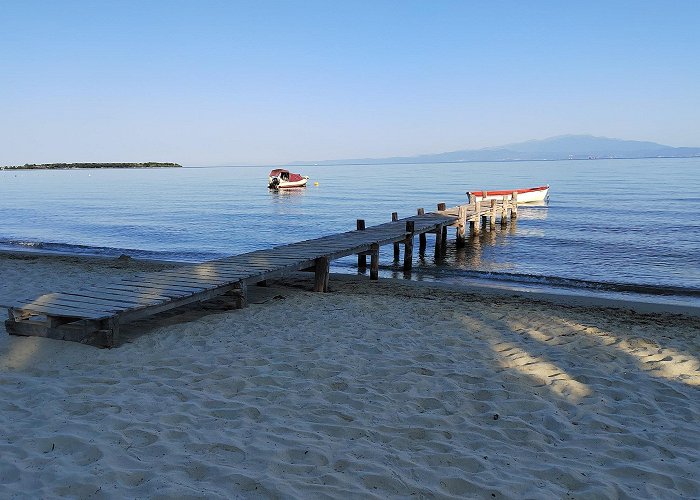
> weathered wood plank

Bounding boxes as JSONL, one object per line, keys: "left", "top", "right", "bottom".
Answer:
{"left": 120, "top": 275, "right": 221, "bottom": 288}
{"left": 17, "top": 294, "right": 127, "bottom": 313}
{"left": 101, "top": 283, "right": 202, "bottom": 296}
{"left": 47, "top": 291, "right": 153, "bottom": 309}
{"left": 79, "top": 286, "right": 175, "bottom": 302}
{"left": 10, "top": 301, "right": 112, "bottom": 320}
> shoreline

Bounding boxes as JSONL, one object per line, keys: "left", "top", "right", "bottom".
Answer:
{"left": 0, "top": 249, "right": 697, "bottom": 317}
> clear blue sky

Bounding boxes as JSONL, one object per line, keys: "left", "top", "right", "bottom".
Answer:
{"left": 2, "top": 0, "right": 698, "bottom": 165}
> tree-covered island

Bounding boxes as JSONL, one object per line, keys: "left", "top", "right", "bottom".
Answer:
{"left": 0, "top": 162, "right": 182, "bottom": 170}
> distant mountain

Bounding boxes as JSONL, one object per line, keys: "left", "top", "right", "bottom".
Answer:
{"left": 289, "top": 135, "right": 700, "bottom": 166}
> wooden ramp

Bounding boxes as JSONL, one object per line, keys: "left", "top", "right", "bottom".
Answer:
{"left": 5, "top": 198, "right": 517, "bottom": 346}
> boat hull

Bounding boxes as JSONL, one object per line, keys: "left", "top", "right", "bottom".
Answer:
{"left": 269, "top": 177, "right": 309, "bottom": 189}
{"left": 467, "top": 185, "right": 549, "bottom": 204}
{"left": 276, "top": 177, "right": 309, "bottom": 189}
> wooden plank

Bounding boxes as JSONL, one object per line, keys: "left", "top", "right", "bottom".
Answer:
{"left": 15, "top": 293, "right": 118, "bottom": 313}
{"left": 192, "top": 256, "right": 261, "bottom": 274}
{"left": 79, "top": 286, "right": 172, "bottom": 302}
{"left": 19, "top": 294, "right": 127, "bottom": 314}
{"left": 131, "top": 271, "right": 232, "bottom": 285}
{"left": 49, "top": 292, "right": 151, "bottom": 309}
{"left": 60, "top": 289, "right": 166, "bottom": 306}
{"left": 102, "top": 282, "right": 202, "bottom": 296}
{"left": 209, "top": 261, "right": 277, "bottom": 271}
{"left": 10, "top": 301, "right": 111, "bottom": 320}
{"left": 120, "top": 275, "right": 221, "bottom": 288}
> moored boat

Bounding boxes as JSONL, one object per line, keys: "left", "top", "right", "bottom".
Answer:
{"left": 467, "top": 185, "right": 550, "bottom": 204}
{"left": 268, "top": 169, "right": 310, "bottom": 189}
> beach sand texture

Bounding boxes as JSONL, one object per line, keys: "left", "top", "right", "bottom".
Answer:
{"left": 1, "top": 254, "right": 699, "bottom": 498}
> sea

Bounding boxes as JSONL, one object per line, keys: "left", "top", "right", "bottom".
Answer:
{"left": 1, "top": 158, "right": 699, "bottom": 307}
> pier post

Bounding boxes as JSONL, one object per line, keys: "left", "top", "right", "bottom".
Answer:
{"left": 417, "top": 208, "right": 427, "bottom": 255}
{"left": 392, "top": 212, "right": 400, "bottom": 261}
{"left": 370, "top": 243, "right": 379, "bottom": 280}
{"left": 457, "top": 204, "right": 467, "bottom": 247}
{"left": 437, "top": 203, "right": 448, "bottom": 255}
{"left": 404, "top": 220, "right": 415, "bottom": 272}
{"left": 511, "top": 192, "right": 518, "bottom": 219}
{"left": 481, "top": 191, "right": 489, "bottom": 229}
{"left": 490, "top": 199, "right": 497, "bottom": 229}
{"left": 357, "top": 219, "right": 367, "bottom": 272}
{"left": 471, "top": 200, "right": 480, "bottom": 236}
{"left": 501, "top": 196, "right": 508, "bottom": 227}
{"left": 225, "top": 282, "right": 248, "bottom": 308}
{"left": 314, "top": 256, "right": 330, "bottom": 292}
{"left": 434, "top": 224, "right": 443, "bottom": 257}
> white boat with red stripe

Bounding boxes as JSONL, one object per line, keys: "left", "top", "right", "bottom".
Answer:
{"left": 467, "top": 185, "right": 550, "bottom": 204}
{"left": 268, "top": 169, "right": 310, "bottom": 189}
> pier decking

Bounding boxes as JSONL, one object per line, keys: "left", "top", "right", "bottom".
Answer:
{"left": 6, "top": 197, "right": 519, "bottom": 346}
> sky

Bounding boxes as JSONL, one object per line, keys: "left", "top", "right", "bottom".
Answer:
{"left": 1, "top": 0, "right": 699, "bottom": 166}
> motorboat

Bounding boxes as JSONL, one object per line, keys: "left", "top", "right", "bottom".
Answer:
{"left": 467, "top": 185, "right": 550, "bottom": 204}
{"left": 268, "top": 168, "right": 309, "bottom": 189}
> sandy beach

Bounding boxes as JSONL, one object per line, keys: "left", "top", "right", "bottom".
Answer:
{"left": 1, "top": 253, "right": 699, "bottom": 498}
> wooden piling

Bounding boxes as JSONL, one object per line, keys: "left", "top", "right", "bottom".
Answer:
{"left": 511, "top": 192, "right": 518, "bottom": 218}
{"left": 370, "top": 243, "right": 379, "bottom": 280}
{"left": 438, "top": 203, "right": 448, "bottom": 255}
{"left": 471, "top": 200, "right": 481, "bottom": 236}
{"left": 490, "top": 199, "right": 497, "bottom": 229}
{"left": 417, "top": 208, "right": 426, "bottom": 255}
{"left": 434, "top": 224, "right": 443, "bottom": 257}
{"left": 357, "top": 219, "right": 367, "bottom": 271}
{"left": 392, "top": 212, "right": 400, "bottom": 261}
{"left": 314, "top": 256, "right": 330, "bottom": 292}
{"left": 501, "top": 196, "right": 508, "bottom": 226}
{"left": 404, "top": 220, "right": 415, "bottom": 271}
{"left": 457, "top": 204, "right": 467, "bottom": 247}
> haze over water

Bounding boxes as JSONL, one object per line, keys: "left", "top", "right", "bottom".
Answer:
{"left": 1, "top": 158, "right": 699, "bottom": 303}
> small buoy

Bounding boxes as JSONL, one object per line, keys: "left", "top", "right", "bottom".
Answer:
{"left": 314, "top": 181, "right": 319, "bottom": 186}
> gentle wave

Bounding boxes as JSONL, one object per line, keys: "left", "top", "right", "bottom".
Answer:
{"left": 436, "top": 268, "right": 700, "bottom": 297}
{"left": 328, "top": 259, "right": 700, "bottom": 298}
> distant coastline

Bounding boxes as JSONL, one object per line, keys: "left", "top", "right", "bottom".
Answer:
{"left": 287, "top": 135, "right": 700, "bottom": 167}
{"left": 1, "top": 162, "right": 182, "bottom": 170}
{"left": 287, "top": 154, "right": 700, "bottom": 168}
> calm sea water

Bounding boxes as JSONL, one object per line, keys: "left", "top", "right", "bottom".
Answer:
{"left": 1, "top": 159, "right": 699, "bottom": 303}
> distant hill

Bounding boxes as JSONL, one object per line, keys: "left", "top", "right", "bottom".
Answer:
{"left": 289, "top": 135, "right": 700, "bottom": 166}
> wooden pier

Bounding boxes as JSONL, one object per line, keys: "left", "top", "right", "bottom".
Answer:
{"left": 6, "top": 195, "right": 519, "bottom": 346}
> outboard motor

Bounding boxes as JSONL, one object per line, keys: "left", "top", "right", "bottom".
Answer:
{"left": 269, "top": 176, "right": 280, "bottom": 189}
